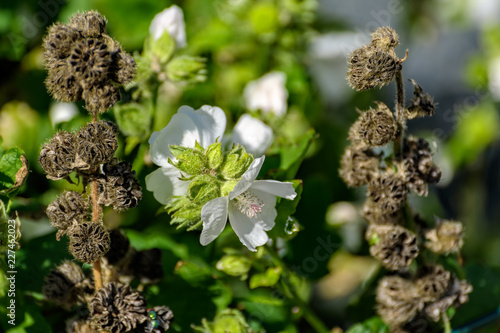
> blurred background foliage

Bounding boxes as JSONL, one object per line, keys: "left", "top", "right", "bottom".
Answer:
{"left": 0, "top": 0, "right": 500, "bottom": 332}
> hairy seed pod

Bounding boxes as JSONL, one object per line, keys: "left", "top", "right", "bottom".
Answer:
{"left": 69, "top": 10, "right": 107, "bottom": 38}
{"left": 44, "top": 24, "right": 79, "bottom": 60}
{"left": 43, "top": 260, "right": 93, "bottom": 308}
{"left": 407, "top": 79, "right": 435, "bottom": 119}
{"left": 68, "top": 222, "right": 110, "bottom": 264}
{"left": 46, "top": 191, "right": 88, "bottom": 240}
{"left": 89, "top": 282, "right": 148, "bottom": 333}
{"left": 370, "top": 27, "right": 399, "bottom": 50}
{"left": 424, "top": 276, "right": 472, "bottom": 322}
{"left": 83, "top": 85, "right": 121, "bottom": 115}
{"left": 358, "top": 101, "right": 397, "bottom": 146}
{"left": 376, "top": 275, "right": 423, "bottom": 328}
{"left": 367, "top": 172, "right": 408, "bottom": 214}
{"left": 98, "top": 160, "right": 143, "bottom": 211}
{"left": 69, "top": 38, "right": 112, "bottom": 86}
{"left": 415, "top": 265, "right": 451, "bottom": 302}
{"left": 74, "top": 121, "right": 118, "bottom": 170}
{"left": 367, "top": 224, "right": 419, "bottom": 270}
{"left": 362, "top": 198, "right": 402, "bottom": 225}
{"left": 39, "top": 131, "right": 77, "bottom": 180}
{"left": 339, "top": 146, "right": 379, "bottom": 187}
{"left": 424, "top": 220, "right": 464, "bottom": 254}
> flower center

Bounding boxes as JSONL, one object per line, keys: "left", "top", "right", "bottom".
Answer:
{"left": 233, "top": 191, "right": 264, "bottom": 218}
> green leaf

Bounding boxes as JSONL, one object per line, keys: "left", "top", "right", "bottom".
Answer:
{"left": 267, "top": 180, "right": 302, "bottom": 239}
{"left": 0, "top": 146, "right": 28, "bottom": 195}
{"left": 166, "top": 55, "right": 206, "bottom": 83}
{"left": 278, "top": 128, "right": 315, "bottom": 179}
{"left": 147, "top": 32, "right": 175, "bottom": 64}
{"left": 174, "top": 258, "right": 212, "bottom": 286}
{"left": 346, "top": 317, "right": 389, "bottom": 333}
{"left": 249, "top": 266, "right": 282, "bottom": 289}
{"left": 241, "top": 291, "right": 287, "bottom": 324}
{"left": 113, "top": 102, "right": 152, "bottom": 139}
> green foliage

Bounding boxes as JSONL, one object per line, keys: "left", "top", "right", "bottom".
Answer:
{"left": 346, "top": 317, "right": 389, "bottom": 333}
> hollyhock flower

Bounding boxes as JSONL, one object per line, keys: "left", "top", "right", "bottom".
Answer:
{"left": 200, "top": 156, "right": 296, "bottom": 251}
{"left": 244, "top": 72, "right": 288, "bottom": 117}
{"left": 145, "top": 105, "right": 226, "bottom": 205}
{"left": 49, "top": 102, "right": 79, "bottom": 127}
{"left": 149, "top": 5, "right": 187, "bottom": 48}
{"left": 230, "top": 114, "right": 274, "bottom": 156}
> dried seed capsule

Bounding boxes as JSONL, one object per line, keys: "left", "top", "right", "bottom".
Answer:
{"left": 43, "top": 260, "right": 93, "bottom": 308}
{"left": 370, "top": 27, "right": 399, "bottom": 50}
{"left": 69, "top": 38, "right": 112, "bottom": 86}
{"left": 89, "top": 282, "right": 148, "bottom": 333}
{"left": 68, "top": 222, "right": 110, "bottom": 264}
{"left": 424, "top": 220, "right": 464, "bottom": 254}
{"left": 367, "top": 171, "right": 408, "bottom": 214}
{"left": 376, "top": 275, "right": 423, "bottom": 328}
{"left": 69, "top": 10, "right": 107, "bottom": 38}
{"left": 39, "top": 131, "right": 77, "bottom": 180}
{"left": 424, "top": 276, "right": 472, "bottom": 322}
{"left": 74, "top": 121, "right": 118, "bottom": 170}
{"left": 367, "top": 224, "right": 419, "bottom": 270}
{"left": 98, "top": 160, "right": 143, "bottom": 211}
{"left": 83, "top": 85, "right": 121, "bottom": 115}
{"left": 44, "top": 24, "right": 79, "bottom": 60}
{"left": 358, "top": 102, "right": 397, "bottom": 146}
{"left": 362, "top": 198, "right": 402, "bottom": 225}
{"left": 46, "top": 191, "right": 88, "bottom": 240}
{"left": 339, "top": 146, "right": 379, "bottom": 187}
{"left": 407, "top": 79, "right": 435, "bottom": 119}
{"left": 415, "top": 265, "right": 451, "bottom": 302}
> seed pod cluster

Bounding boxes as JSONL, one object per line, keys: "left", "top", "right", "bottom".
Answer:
{"left": 347, "top": 27, "right": 402, "bottom": 91}
{"left": 68, "top": 222, "right": 111, "bottom": 264}
{"left": 39, "top": 131, "right": 78, "bottom": 180}
{"left": 376, "top": 266, "right": 472, "bottom": 330}
{"left": 367, "top": 224, "right": 418, "bottom": 270}
{"left": 43, "top": 11, "right": 136, "bottom": 115}
{"left": 98, "top": 159, "right": 143, "bottom": 211}
{"left": 42, "top": 260, "right": 93, "bottom": 309}
{"left": 46, "top": 191, "right": 88, "bottom": 240}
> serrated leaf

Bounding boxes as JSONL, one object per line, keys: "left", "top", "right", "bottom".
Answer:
{"left": 249, "top": 266, "right": 282, "bottom": 289}
{"left": 267, "top": 180, "right": 302, "bottom": 239}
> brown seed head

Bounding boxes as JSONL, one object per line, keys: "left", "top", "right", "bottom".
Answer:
{"left": 371, "top": 27, "right": 399, "bottom": 50}
{"left": 68, "top": 222, "right": 111, "bottom": 264}
{"left": 425, "top": 220, "right": 464, "bottom": 254}
{"left": 46, "top": 190, "right": 88, "bottom": 240}
{"left": 358, "top": 101, "right": 397, "bottom": 146}
{"left": 339, "top": 146, "right": 380, "bottom": 187}
{"left": 39, "top": 131, "right": 77, "bottom": 180}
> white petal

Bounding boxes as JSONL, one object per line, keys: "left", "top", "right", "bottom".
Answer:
{"left": 149, "top": 105, "right": 226, "bottom": 167}
{"left": 231, "top": 114, "right": 274, "bottom": 156}
{"left": 200, "top": 197, "right": 229, "bottom": 246}
{"left": 149, "top": 5, "right": 187, "bottom": 48}
{"left": 145, "top": 165, "right": 189, "bottom": 205}
{"left": 228, "top": 203, "right": 268, "bottom": 252}
{"left": 249, "top": 189, "right": 277, "bottom": 231}
{"left": 49, "top": 102, "right": 78, "bottom": 127}
{"left": 250, "top": 180, "right": 297, "bottom": 200}
{"left": 243, "top": 71, "right": 288, "bottom": 117}
{"left": 229, "top": 156, "right": 265, "bottom": 200}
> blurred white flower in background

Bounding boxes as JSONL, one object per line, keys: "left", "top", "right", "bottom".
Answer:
{"left": 244, "top": 71, "right": 288, "bottom": 117}
{"left": 149, "top": 5, "right": 187, "bottom": 48}
{"left": 488, "top": 56, "right": 500, "bottom": 101}
{"left": 230, "top": 114, "right": 273, "bottom": 157}
{"left": 49, "top": 102, "right": 78, "bottom": 127}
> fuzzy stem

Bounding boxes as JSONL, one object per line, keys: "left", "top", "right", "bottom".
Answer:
{"left": 394, "top": 68, "right": 405, "bottom": 158}
{"left": 265, "top": 245, "right": 330, "bottom": 333}
{"left": 443, "top": 312, "right": 452, "bottom": 333}
{"left": 91, "top": 175, "right": 103, "bottom": 290}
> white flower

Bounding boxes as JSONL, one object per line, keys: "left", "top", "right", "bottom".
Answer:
{"left": 230, "top": 114, "right": 274, "bottom": 156}
{"left": 244, "top": 71, "right": 288, "bottom": 117}
{"left": 146, "top": 105, "right": 226, "bottom": 204}
{"left": 149, "top": 5, "right": 187, "bottom": 48}
{"left": 49, "top": 102, "right": 78, "bottom": 127}
{"left": 200, "top": 156, "right": 297, "bottom": 251}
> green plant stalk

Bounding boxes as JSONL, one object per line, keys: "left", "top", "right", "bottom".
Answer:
{"left": 265, "top": 245, "right": 330, "bottom": 333}
{"left": 443, "top": 313, "right": 452, "bottom": 333}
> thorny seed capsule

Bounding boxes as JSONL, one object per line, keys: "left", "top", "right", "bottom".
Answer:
{"left": 370, "top": 27, "right": 399, "bottom": 50}
{"left": 367, "top": 172, "right": 408, "bottom": 214}
{"left": 39, "top": 131, "right": 78, "bottom": 180}
{"left": 424, "top": 275, "right": 472, "bottom": 322}
{"left": 74, "top": 121, "right": 118, "bottom": 170}
{"left": 89, "top": 282, "right": 148, "bottom": 333}
{"left": 367, "top": 224, "right": 419, "bottom": 270}
{"left": 68, "top": 222, "right": 110, "bottom": 264}
{"left": 362, "top": 198, "right": 402, "bottom": 225}
{"left": 69, "top": 10, "right": 107, "bottom": 38}
{"left": 415, "top": 265, "right": 451, "bottom": 302}
{"left": 46, "top": 190, "right": 88, "bottom": 240}
{"left": 339, "top": 146, "right": 379, "bottom": 187}
{"left": 358, "top": 101, "right": 397, "bottom": 146}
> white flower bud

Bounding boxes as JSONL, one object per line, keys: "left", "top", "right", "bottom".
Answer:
{"left": 231, "top": 114, "right": 273, "bottom": 157}
{"left": 49, "top": 102, "right": 79, "bottom": 127}
{"left": 244, "top": 72, "right": 288, "bottom": 117}
{"left": 149, "top": 5, "right": 187, "bottom": 48}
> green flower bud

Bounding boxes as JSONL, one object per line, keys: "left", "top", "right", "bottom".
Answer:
{"left": 220, "top": 180, "right": 239, "bottom": 197}
{"left": 206, "top": 142, "right": 223, "bottom": 170}
{"left": 213, "top": 309, "right": 249, "bottom": 333}
{"left": 219, "top": 145, "right": 254, "bottom": 180}
{"left": 216, "top": 255, "right": 252, "bottom": 279}
{"left": 166, "top": 196, "right": 203, "bottom": 230}
{"left": 170, "top": 145, "right": 208, "bottom": 175}
{"left": 166, "top": 55, "right": 206, "bottom": 83}
{"left": 187, "top": 174, "right": 220, "bottom": 205}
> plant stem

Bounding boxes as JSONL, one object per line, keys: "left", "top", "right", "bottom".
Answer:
{"left": 264, "top": 245, "right": 330, "bottom": 333}
{"left": 443, "top": 313, "right": 452, "bottom": 333}
{"left": 394, "top": 66, "right": 405, "bottom": 158}
{"left": 91, "top": 171, "right": 103, "bottom": 290}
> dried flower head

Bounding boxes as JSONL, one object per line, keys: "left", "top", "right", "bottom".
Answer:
{"left": 424, "top": 276, "right": 472, "bottom": 322}
{"left": 347, "top": 45, "right": 401, "bottom": 91}
{"left": 39, "top": 131, "right": 77, "bottom": 180}
{"left": 362, "top": 198, "right": 402, "bottom": 225}
{"left": 43, "top": 260, "right": 93, "bottom": 308}
{"left": 74, "top": 121, "right": 118, "bottom": 170}
{"left": 43, "top": 11, "right": 136, "bottom": 115}
{"left": 367, "top": 171, "right": 408, "bottom": 214}
{"left": 130, "top": 248, "right": 163, "bottom": 284}
{"left": 358, "top": 102, "right": 397, "bottom": 146}
{"left": 339, "top": 146, "right": 379, "bottom": 187}
{"left": 367, "top": 224, "right": 419, "bottom": 270}
{"left": 415, "top": 265, "right": 451, "bottom": 302}
{"left": 376, "top": 275, "right": 423, "bottom": 327}
{"left": 98, "top": 160, "right": 143, "bottom": 211}
{"left": 425, "top": 219, "right": 464, "bottom": 254}
{"left": 407, "top": 79, "right": 435, "bottom": 119}
{"left": 89, "top": 282, "right": 148, "bottom": 333}
{"left": 68, "top": 222, "right": 110, "bottom": 264}
{"left": 370, "top": 27, "right": 399, "bottom": 50}
{"left": 46, "top": 191, "right": 88, "bottom": 240}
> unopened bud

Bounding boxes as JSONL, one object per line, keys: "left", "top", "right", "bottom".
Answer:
{"left": 219, "top": 145, "right": 254, "bottom": 180}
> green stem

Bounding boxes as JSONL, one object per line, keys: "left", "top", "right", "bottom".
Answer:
{"left": 264, "top": 245, "right": 330, "bottom": 333}
{"left": 443, "top": 313, "right": 452, "bottom": 333}
{"left": 394, "top": 67, "right": 405, "bottom": 158}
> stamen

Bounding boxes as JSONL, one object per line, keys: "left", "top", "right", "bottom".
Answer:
{"left": 233, "top": 191, "right": 264, "bottom": 218}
